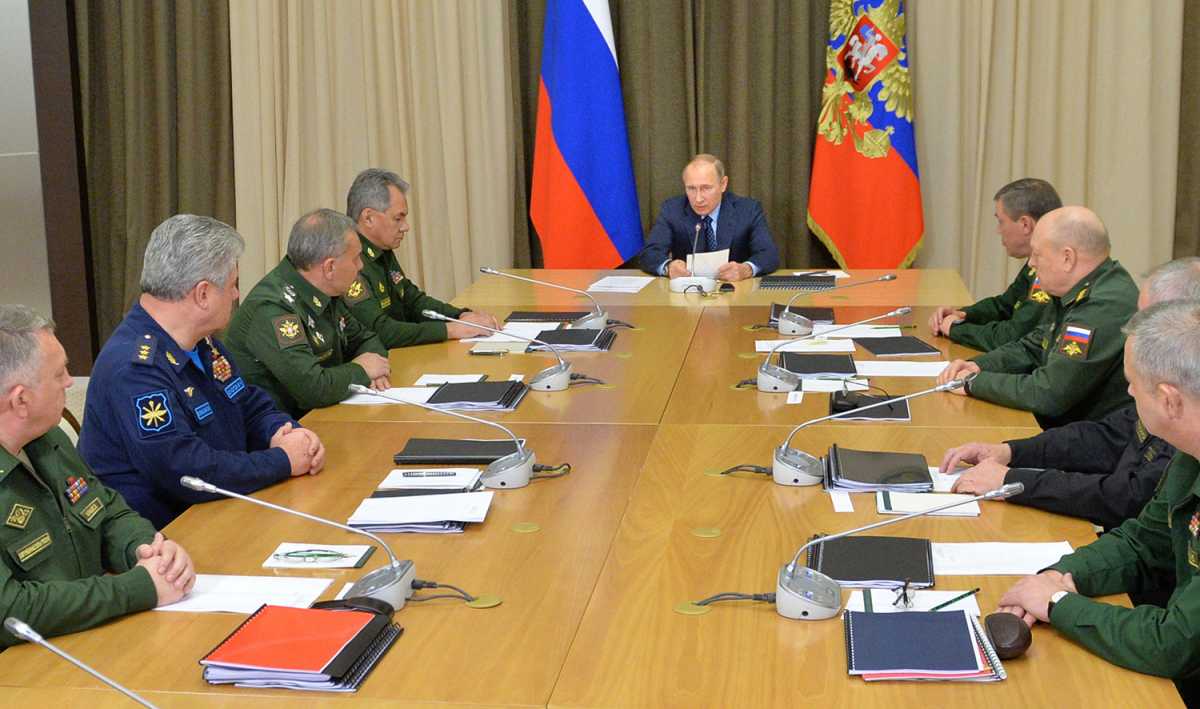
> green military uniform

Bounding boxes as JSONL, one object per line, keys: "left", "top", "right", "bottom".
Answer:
{"left": 342, "top": 233, "right": 467, "bottom": 348}
{"left": 0, "top": 427, "right": 157, "bottom": 647}
{"left": 966, "top": 258, "right": 1137, "bottom": 429}
{"left": 225, "top": 257, "right": 388, "bottom": 419}
{"left": 948, "top": 261, "right": 1049, "bottom": 352}
{"left": 1046, "top": 452, "right": 1200, "bottom": 679}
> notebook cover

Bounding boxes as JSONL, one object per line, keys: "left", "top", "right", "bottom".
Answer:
{"left": 426, "top": 380, "right": 525, "bottom": 405}
{"left": 393, "top": 438, "right": 521, "bottom": 464}
{"left": 807, "top": 535, "right": 934, "bottom": 586}
{"left": 505, "top": 310, "right": 588, "bottom": 322}
{"left": 844, "top": 610, "right": 981, "bottom": 674}
{"left": 760, "top": 274, "right": 836, "bottom": 290}
{"left": 827, "top": 393, "right": 911, "bottom": 421}
{"left": 854, "top": 335, "right": 940, "bottom": 356}
{"left": 200, "top": 604, "right": 380, "bottom": 676}
{"left": 769, "top": 304, "right": 836, "bottom": 323}
{"left": 780, "top": 353, "right": 857, "bottom": 376}
{"left": 532, "top": 328, "right": 602, "bottom": 346}
{"left": 833, "top": 447, "right": 931, "bottom": 486}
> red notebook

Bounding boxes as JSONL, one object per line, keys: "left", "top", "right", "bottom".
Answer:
{"left": 201, "top": 604, "right": 378, "bottom": 675}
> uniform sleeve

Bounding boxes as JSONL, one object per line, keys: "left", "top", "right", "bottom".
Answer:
{"left": 94, "top": 473, "right": 158, "bottom": 571}
{"left": 113, "top": 364, "right": 292, "bottom": 503}
{"left": 240, "top": 383, "right": 295, "bottom": 451}
{"left": 949, "top": 298, "right": 1047, "bottom": 352}
{"left": 238, "top": 303, "right": 373, "bottom": 411}
{"left": 639, "top": 205, "right": 674, "bottom": 275}
{"left": 0, "top": 564, "right": 158, "bottom": 647}
{"left": 969, "top": 314, "right": 1127, "bottom": 418}
{"left": 742, "top": 200, "right": 780, "bottom": 275}
{"left": 1007, "top": 405, "right": 1134, "bottom": 474}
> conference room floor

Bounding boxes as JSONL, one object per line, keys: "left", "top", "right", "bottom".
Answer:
{"left": 0, "top": 269, "right": 1180, "bottom": 707}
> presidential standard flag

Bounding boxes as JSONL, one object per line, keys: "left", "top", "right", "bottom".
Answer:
{"left": 529, "top": 0, "right": 642, "bottom": 267}
{"left": 807, "top": 0, "right": 924, "bottom": 269}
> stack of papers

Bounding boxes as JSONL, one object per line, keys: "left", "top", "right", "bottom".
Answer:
{"left": 685, "top": 248, "right": 730, "bottom": 277}
{"left": 528, "top": 328, "right": 615, "bottom": 352}
{"left": 341, "top": 387, "right": 434, "bottom": 406}
{"left": 876, "top": 491, "right": 981, "bottom": 517}
{"left": 463, "top": 321, "right": 559, "bottom": 344}
{"left": 424, "top": 380, "right": 528, "bottom": 412}
{"left": 156, "top": 575, "right": 332, "bottom": 613}
{"left": 845, "top": 610, "right": 1006, "bottom": 682}
{"left": 348, "top": 491, "right": 494, "bottom": 534}
{"left": 588, "top": 275, "right": 654, "bottom": 293}
{"left": 932, "top": 541, "right": 1073, "bottom": 575}
{"left": 825, "top": 446, "right": 934, "bottom": 493}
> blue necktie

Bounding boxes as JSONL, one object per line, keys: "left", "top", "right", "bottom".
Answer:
{"left": 702, "top": 215, "right": 716, "bottom": 252}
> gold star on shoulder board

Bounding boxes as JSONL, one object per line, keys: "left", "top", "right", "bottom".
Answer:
{"left": 165, "top": 351, "right": 178, "bottom": 366}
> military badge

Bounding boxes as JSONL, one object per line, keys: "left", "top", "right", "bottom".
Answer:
{"left": 1075, "top": 287, "right": 1089, "bottom": 304}
{"left": 16, "top": 531, "right": 51, "bottom": 564}
{"left": 134, "top": 391, "right": 174, "bottom": 436}
{"left": 379, "top": 297, "right": 392, "bottom": 310}
{"left": 133, "top": 333, "right": 157, "bottom": 365}
{"left": 211, "top": 350, "right": 233, "bottom": 382}
{"left": 346, "top": 279, "right": 364, "bottom": 298}
{"left": 65, "top": 476, "right": 89, "bottom": 505}
{"left": 273, "top": 315, "right": 305, "bottom": 348}
{"left": 6, "top": 503, "right": 33, "bottom": 529}
{"left": 1058, "top": 324, "right": 1092, "bottom": 359}
{"left": 1190, "top": 511, "right": 1199, "bottom": 538}
{"left": 81, "top": 497, "right": 104, "bottom": 523}
{"left": 282, "top": 283, "right": 296, "bottom": 304}
{"left": 224, "top": 376, "right": 245, "bottom": 399}
{"left": 1190, "top": 510, "right": 1200, "bottom": 569}
{"left": 366, "top": 246, "right": 376, "bottom": 258}
{"left": 137, "top": 343, "right": 151, "bottom": 361}
{"left": 184, "top": 386, "right": 195, "bottom": 398}
{"left": 1135, "top": 419, "right": 1148, "bottom": 443}
{"left": 312, "top": 295, "right": 323, "bottom": 309}
{"left": 390, "top": 270, "right": 403, "bottom": 285}
{"left": 165, "top": 351, "right": 178, "bottom": 366}
{"left": 377, "top": 282, "right": 385, "bottom": 294}
{"left": 345, "top": 277, "right": 370, "bottom": 304}
{"left": 1029, "top": 277, "right": 1051, "bottom": 304}
{"left": 313, "top": 329, "right": 326, "bottom": 345}
{"left": 307, "top": 315, "right": 317, "bottom": 329}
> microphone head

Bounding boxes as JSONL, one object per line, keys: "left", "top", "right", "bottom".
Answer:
{"left": 4, "top": 617, "right": 37, "bottom": 641}
{"left": 880, "top": 274, "right": 898, "bottom": 281}
{"left": 179, "top": 476, "right": 214, "bottom": 493}
{"left": 893, "top": 306, "right": 913, "bottom": 316}
{"left": 422, "top": 309, "right": 449, "bottom": 321}
{"left": 348, "top": 383, "right": 372, "bottom": 395}
{"left": 480, "top": 266, "right": 499, "bottom": 275}
{"left": 990, "top": 482, "right": 1025, "bottom": 499}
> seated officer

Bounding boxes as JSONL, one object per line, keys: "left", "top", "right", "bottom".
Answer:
{"left": 996, "top": 299, "right": 1200, "bottom": 699}
{"left": 80, "top": 215, "right": 324, "bottom": 529}
{"left": 344, "top": 168, "right": 500, "bottom": 346}
{"left": 929, "top": 178, "right": 1062, "bottom": 350}
{"left": 0, "top": 305, "right": 194, "bottom": 645}
{"left": 226, "top": 208, "right": 391, "bottom": 418}
{"left": 639, "top": 154, "right": 780, "bottom": 281}
{"left": 938, "top": 206, "right": 1138, "bottom": 429}
{"left": 941, "top": 258, "right": 1200, "bottom": 530}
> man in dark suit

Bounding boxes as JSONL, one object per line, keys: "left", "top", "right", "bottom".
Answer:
{"left": 639, "top": 154, "right": 780, "bottom": 281}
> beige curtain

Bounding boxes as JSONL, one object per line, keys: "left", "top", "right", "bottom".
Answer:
{"left": 909, "top": 0, "right": 1182, "bottom": 299}
{"left": 228, "top": 0, "right": 514, "bottom": 299}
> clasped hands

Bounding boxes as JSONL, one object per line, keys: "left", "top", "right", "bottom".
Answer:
{"left": 928, "top": 305, "right": 966, "bottom": 337}
{"left": 270, "top": 422, "right": 326, "bottom": 476}
{"left": 135, "top": 532, "right": 196, "bottom": 606}
{"left": 667, "top": 259, "right": 752, "bottom": 282}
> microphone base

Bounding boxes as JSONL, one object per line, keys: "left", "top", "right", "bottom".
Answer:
{"left": 757, "top": 363, "right": 802, "bottom": 393}
{"left": 669, "top": 276, "right": 717, "bottom": 293}
{"left": 570, "top": 311, "right": 609, "bottom": 330}
{"left": 775, "top": 564, "right": 842, "bottom": 620}
{"left": 482, "top": 449, "right": 536, "bottom": 489}
{"left": 777, "top": 312, "right": 815, "bottom": 337}
{"left": 348, "top": 558, "right": 416, "bottom": 611}
{"left": 530, "top": 362, "right": 571, "bottom": 391}
{"left": 772, "top": 445, "right": 824, "bottom": 486}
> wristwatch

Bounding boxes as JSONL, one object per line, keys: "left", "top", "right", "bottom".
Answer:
{"left": 1047, "top": 590, "right": 1069, "bottom": 619}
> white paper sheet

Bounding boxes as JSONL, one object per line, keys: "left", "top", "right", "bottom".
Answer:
{"left": 932, "top": 541, "right": 1074, "bottom": 575}
{"left": 844, "top": 589, "right": 982, "bottom": 616}
{"left": 793, "top": 270, "right": 850, "bottom": 279}
{"left": 829, "top": 490, "right": 855, "bottom": 513}
{"left": 333, "top": 582, "right": 354, "bottom": 601}
{"left": 801, "top": 378, "right": 870, "bottom": 393}
{"left": 508, "top": 373, "right": 525, "bottom": 382}
{"left": 463, "top": 322, "right": 558, "bottom": 343}
{"left": 754, "top": 338, "right": 857, "bottom": 353}
{"left": 379, "top": 467, "right": 481, "bottom": 490}
{"left": 853, "top": 360, "right": 950, "bottom": 377}
{"left": 812, "top": 324, "right": 902, "bottom": 339}
{"left": 686, "top": 248, "right": 730, "bottom": 277}
{"left": 341, "top": 387, "right": 435, "bottom": 405}
{"left": 587, "top": 276, "right": 654, "bottom": 293}
{"left": 876, "top": 491, "right": 981, "bottom": 517}
{"left": 348, "top": 491, "right": 495, "bottom": 526}
{"left": 262, "top": 543, "right": 374, "bottom": 569}
{"left": 932, "top": 467, "right": 961, "bottom": 493}
{"left": 413, "top": 373, "right": 486, "bottom": 386}
{"left": 786, "top": 391, "right": 804, "bottom": 405}
{"left": 155, "top": 575, "right": 331, "bottom": 613}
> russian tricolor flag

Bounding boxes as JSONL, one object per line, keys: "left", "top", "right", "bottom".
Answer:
{"left": 530, "top": 0, "right": 642, "bottom": 268}
{"left": 1063, "top": 326, "right": 1092, "bottom": 344}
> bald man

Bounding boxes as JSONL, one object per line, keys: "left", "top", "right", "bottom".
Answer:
{"left": 938, "top": 206, "right": 1138, "bottom": 428}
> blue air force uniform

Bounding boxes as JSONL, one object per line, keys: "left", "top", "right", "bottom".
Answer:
{"left": 78, "top": 303, "right": 297, "bottom": 528}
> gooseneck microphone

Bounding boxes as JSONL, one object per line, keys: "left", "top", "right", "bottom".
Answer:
{"left": 422, "top": 310, "right": 579, "bottom": 392}
{"left": 478, "top": 267, "right": 611, "bottom": 330}
{"left": 347, "top": 384, "right": 536, "bottom": 489}
{"left": 777, "top": 273, "right": 898, "bottom": 335}
{"left": 179, "top": 476, "right": 416, "bottom": 611}
{"left": 774, "top": 482, "right": 1025, "bottom": 620}
{"left": 5, "top": 616, "right": 160, "bottom": 707}
{"left": 772, "top": 374, "right": 975, "bottom": 486}
{"left": 668, "top": 221, "right": 718, "bottom": 294}
{"left": 757, "top": 307, "right": 913, "bottom": 393}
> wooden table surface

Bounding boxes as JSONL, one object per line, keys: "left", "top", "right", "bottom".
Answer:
{"left": 549, "top": 425, "right": 1180, "bottom": 708}
{"left": 452, "top": 269, "right": 972, "bottom": 309}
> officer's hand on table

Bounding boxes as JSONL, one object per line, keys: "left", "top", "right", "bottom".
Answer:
{"left": 941, "top": 442, "right": 1012, "bottom": 473}
{"left": 135, "top": 532, "right": 195, "bottom": 592}
{"left": 459, "top": 310, "right": 500, "bottom": 331}
{"left": 938, "top": 359, "right": 980, "bottom": 394}
{"left": 292, "top": 428, "right": 326, "bottom": 474}
{"left": 272, "top": 424, "right": 315, "bottom": 476}
{"left": 928, "top": 306, "right": 965, "bottom": 336}
{"left": 370, "top": 375, "right": 391, "bottom": 391}
{"left": 939, "top": 312, "right": 965, "bottom": 336}
{"left": 138, "top": 556, "right": 192, "bottom": 606}
{"left": 997, "top": 605, "right": 1037, "bottom": 629}
{"left": 998, "top": 571, "right": 1077, "bottom": 624}
{"left": 951, "top": 460, "right": 1010, "bottom": 496}
{"left": 446, "top": 320, "right": 486, "bottom": 340}
{"left": 352, "top": 352, "right": 390, "bottom": 381}
{"left": 666, "top": 260, "right": 691, "bottom": 278}
{"left": 717, "top": 262, "right": 753, "bottom": 282}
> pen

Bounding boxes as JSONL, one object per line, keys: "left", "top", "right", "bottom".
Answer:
{"left": 929, "top": 587, "right": 981, "bottom": 611}
{"left": 402, "top": 470, "right": 458, "bottom": 478}
{"left": 468, "top": 350, "right": 506, "bottom": 356}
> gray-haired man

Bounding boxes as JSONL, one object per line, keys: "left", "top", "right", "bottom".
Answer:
{"left": 225, "top": 208, "right": 390, "bottom": 418}
{"left": 80, "top": 215, "right": 326, "bottom": 529}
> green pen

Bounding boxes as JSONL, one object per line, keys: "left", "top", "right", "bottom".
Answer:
{"left": 929, "top": 587, "right": 981, "bottom": 611}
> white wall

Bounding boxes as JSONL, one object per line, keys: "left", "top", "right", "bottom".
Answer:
{"left": 0, "top": 0, "right": 52, "bottom": 317}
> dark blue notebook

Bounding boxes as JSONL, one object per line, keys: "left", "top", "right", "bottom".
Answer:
{"left": 844, "top": 610, "right": 980, "bottom": 674}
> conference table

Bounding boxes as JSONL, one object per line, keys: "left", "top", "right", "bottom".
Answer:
{"left": 0, "top": 269, "right": 1180, "bottom": 707}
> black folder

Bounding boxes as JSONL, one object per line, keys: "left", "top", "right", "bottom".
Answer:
{"left": 425, "top": 380, "right": 528, "bottom": 410}
{"left": 807, "top": 535, "right": 934, "bottom": 589}
{"left": 527, "top": 328, "right": 616, "bottom": 351}
{"left": 780, "top": 353, "right": 857, "bottom": 377}
{"left": 768, "top": 304, "right": 835, "bottom": 324}
{"left": 506, "top": 310, "right": 589, "bottom": 323}
{"left": 825, "top": 445, "right": 932, "bottom": 491}
{"left": 854, "top": 335, "right": 940, "bottom": 357}
{"left": 759, "top": 274, "right": 836, "bottom": 291}
{"left": 828, "top": 392, "right": 911, "bottom": 421}
{"left": 393, "top": 437, "right": 524, "bottom": 465}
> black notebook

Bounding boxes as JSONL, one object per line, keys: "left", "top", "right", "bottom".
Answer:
{"left": 768, "top": 304, "right": 835, "bottom": 324}
{"left": 393, "top": 437, "right": 524, "bottom": 465}
{"left": 854, "top": 335, "right": 940, "bottom": 357}
{"left": 806, "top": 535, "right": 934, "bottom": 589}
{"left": 825, "top": 444, "right": 932, "bottom": 492}
{"left": 759, "top": 274, "right": 836, "bottom": 291}
{"left": 506, "top": 310, "right": 589, "bottom": 323}
{"left": 425, "top": 380, "right": 528, "bottom": 411}
{"left": 844, "top": 610, "right": 1005, "bottom": 681}
{"left": 780, "top": 353, "right": 857, "bottom": 378}
{"left": 828, "top": 392, "right": 911, "bottom": 422}
{"left": 528, "top": 328, "right": 616, "bottom": 351}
